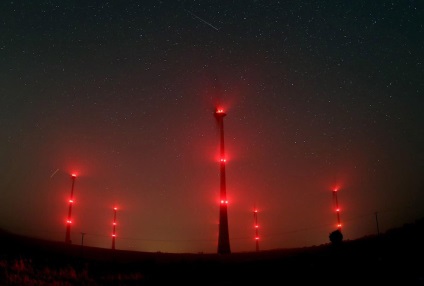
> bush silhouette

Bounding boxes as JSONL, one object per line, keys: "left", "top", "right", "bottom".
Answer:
{"left": 329, "top": 229, "right": 343, "bottom": 244}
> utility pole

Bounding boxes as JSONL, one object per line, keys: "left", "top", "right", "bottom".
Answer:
{"left": 80, "top": 232, "right": 86, "bottom": 258}
{"left": 81, "top": 232, "right": 86, "bottom": 246}
{"left": 375, "top": 212, "right": 380, "bottom": 236}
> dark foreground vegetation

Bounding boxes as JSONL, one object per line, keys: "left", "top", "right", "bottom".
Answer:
{"left": 1, "top": 219, "right": 424, "bottom": 285}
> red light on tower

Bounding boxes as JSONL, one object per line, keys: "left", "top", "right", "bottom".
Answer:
{"left": 214, "top": 107, "right": 231, "bottom": 255}
{"left": 253, "top": 206, "right": 260, "bottom": 252}
{"left": 65, "top": 174, "right": 77, "bottom": 244}
{"left": 112, "top": 207, "right": 118, "bottom": 250}
{"left": 332, "top": 188, "right": 342, "bottom": 230}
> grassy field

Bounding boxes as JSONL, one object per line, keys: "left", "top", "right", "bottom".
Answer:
{"left": 1, "top": 219, "right": 423, "bottom": 285}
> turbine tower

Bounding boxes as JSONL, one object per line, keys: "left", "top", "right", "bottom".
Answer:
{"left": 253, "top": 206, "right": 260, "bottom": 252}
{"left": 65, "top": 174, "right": 77, "bottom": 244}
{"left": 214, "top": 108, "right": 231, "bottom": 254}
{"left": 112, "top": 207, "right": 117, "bottom": 250}
{"left": 332, "top": 188, "right": 342, "bottom": 231}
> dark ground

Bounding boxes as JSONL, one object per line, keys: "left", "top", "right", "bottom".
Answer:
{"left": 1, "top": 219, "right": 423, "bottom": 285}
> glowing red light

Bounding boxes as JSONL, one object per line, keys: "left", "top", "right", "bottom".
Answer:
{"left": 216, "top": 108, "right": 225, "bottom": 114}
{"left": 220, "top": 200, "right": 228, "bottom": 204}
{"left": 66, "top": 220, "right": 72, "bottom": 224}
{"left": 71, "top": 174, "right": 77, "bottom": 178}
{"left": 255, "top": 236, "right": 259, "bottom": 240}
{"left": 336, "top": 208, "right": 340, "bottom": 212}
{"left": 255, "top": 225, "right": 259, "bottom": 228}
{"left": 112, "top": 234, "right": 116, "bottom": 237}
{"left": 69, "top": 199, "right": 73, "bottom": 203}
{"left": 113, "top": 222, "right": 116, "bottom": 225}
{"left": 114, "top": 207, "right": 117, "bottom": 211}
{"left": 220, "top": 158, "right": 226, "bottom": 162}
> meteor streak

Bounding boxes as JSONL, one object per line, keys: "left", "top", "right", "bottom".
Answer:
{"left": 185, "top": 9, "right": 218, "bottom": 31}
{"left": 50, "top": 168, "right": 59, "bottom": 178}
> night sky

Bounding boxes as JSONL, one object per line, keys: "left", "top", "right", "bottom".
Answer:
{"left": 1, "top": 1, "right": 423, "bottom": 254}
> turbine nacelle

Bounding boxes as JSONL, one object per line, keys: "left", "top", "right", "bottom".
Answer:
{"left": 214, "top": 108, "right": 226, "bottom": 118}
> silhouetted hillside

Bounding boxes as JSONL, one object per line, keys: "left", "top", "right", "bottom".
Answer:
{"left": 1, "top": 219, "right": 424, "bottom": 285}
